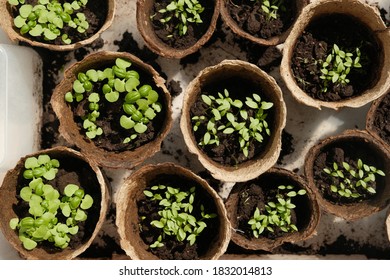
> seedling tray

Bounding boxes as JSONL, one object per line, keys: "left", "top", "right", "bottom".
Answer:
{"left": 0, "top": 0, "right": 389, "bottom": 259}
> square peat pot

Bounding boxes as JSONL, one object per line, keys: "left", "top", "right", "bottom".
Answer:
{"left": 0, "top": 43, "right": 42, "bottom": 182}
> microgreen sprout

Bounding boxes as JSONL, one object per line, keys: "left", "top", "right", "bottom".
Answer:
{"left": 248, "top": 185, "right": 306, "bottom": 237}
{"left": 65, "top": 58, "right": 162, "bottom": 143}
{"left": 143, "top": 184, "right": 217, "bottom": 248}
{"left": 9, "top": 155, "right": 94, "bottom": 250}
{"left": 319, "top": 44, "right": 362, "bottom": 92}
{"left": 8, "top": 0, "right": 90, "bottom": 44}
{"left": 153, "top": 0, "right": 204, "bottom": 37}
{"left": 323, "top": 159, "right": 385, "bottom": 199}
{"left": 251, "top": 0, "right": 285, "bottom": 20}
{"left": 192, "top": 89, "right": 273, "bottom": 158}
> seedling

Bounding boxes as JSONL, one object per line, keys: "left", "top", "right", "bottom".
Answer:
{"left": 8, "top": 0, "right": 90, "bottom": 44}
{"left": 65, "top": 58, "right": 163, "bottom": 144}
{"left": 319, "top": 44, "right": 362, "bottom": 92}
{"left": 192, "top": 89, "right": 273, "bottom": 158}
{"left": 9, "top": 155, "right": 94, "bottom": 250}
{"left": 153, "top": 0, "right": 204, "bottom": 37}
{"left": 143, "top": 184, "right": 217, "bottom": 248}
{"left": 251, "top": 0, "right": 285, "bottom": 20}
{"left": 323, "top": 159, "right": 385, "bottom": 199}
{"left": 248, "top": 185, "right": 307, "bottom": 238}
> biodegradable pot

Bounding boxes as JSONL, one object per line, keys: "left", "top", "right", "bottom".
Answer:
{"left": 116, "top": 163, "right": 231, "bottom": 260}
{"left": 280, "top": 0, "right": 390, "bottom": 110}
{"left": 136, "top": 0, "right": 220, "bottom": 59}
{"left": 180, "top": 59, "right": 286, "bottom": 182}
{"left": 0, "top": 0, "right": 115, "bottom": 51}
{"left": 220, "top": 0, "right": 308, "bottom": 46}
{"left": 51, "top": 51, "right": 172, "bottom": 169}
{"left": 225, "top": 167, "right": 320, "bottom": 252}
{"left": 366, "top": 91, "right": 390, "bottom": 151}
{"left": 0, "top": 146, "right": 109, "bottom": 260}
{"left": 304, "top": 129, "right": 390, "bottom": 221}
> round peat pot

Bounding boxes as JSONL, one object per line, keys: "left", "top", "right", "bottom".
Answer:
{"left": 280, "top": 0, "right": 390, "bottom": 110}
{"left": 225, "top": 167, "right": 320, "bottom": 252}
{"left": 0, "top": 0, "right": 115, "bottom": 51}
{"left": 136, "top": 0, "right": 221, "bottom": 59}
{"left": 0, "top": 146, "right": 109, "bottom": 259}
{"left": 220, "top": 0, "right": 308, "bottom": 46}
{"left": 116, "top": 163, "right": 231, "bottom": 260}
{"left": 51, "top": 51, "right": 172, "bottom": 169}
{"left": 180, "top": 59, "right": 286, "bottom": 182}
{"left": 304, "top": 130, "right": 390, "bottom": 221}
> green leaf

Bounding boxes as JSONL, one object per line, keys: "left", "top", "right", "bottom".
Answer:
{"left": 105, "top": 91, "right": 120, "bottom": 103}
{"left": 62, "top": 204, "right": 71, "bottom": 217}
{"left": 261, "top": 102, "right": 273, "bottom": 110}
{"left": 22, "top": 237, "right": 37, "bottom": 250}
{"left": 134, "top": 122, "right": 148, "bottom": 134}
{"left": 43, "top": 168, "right": 57, "bottom": 180}
{"left": 120, "top": 115, "right": 135, "bottom": 129}
{"left": 80, "top": 194, "right": 93, "bottom": 210}
{"left": 223, "top": 127, "right": 234, "bottom": 134}
{"left": 151, "top": 220, "right": 164, "bottom": 229}
{"left": 245, "top": 99, "right": 258, "bottom": 109}
{"left": 201, "top": 95, "right": 212, "bottom": 106}
{"left": 203, "top": 132, "right": 211, "bottom": 145}
{"left": 64, "top": 184, "right": 79, "bottom": 197}
{"left": 9, "top": 218, "right": 19, "bottom": 230}
{"left": 25, "top": 157, "right": 39, "bottom": 169}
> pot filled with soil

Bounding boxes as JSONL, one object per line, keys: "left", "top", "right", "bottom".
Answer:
{"left": 220, "top": 0, "right": 308, "bottom": 46}
{"left": 366, "top": 91, "right": 390, "bottom": 151}
{"left": 304, "top": 129, "right": 390, "bottom": 221}
{"left": 180, "top": 59, "right": 286, "bottom": 182}
{"left": 116, "top": 163, "right": 231, "bottom": 260}
{"left": 51, "top": 51, "right": 172, "bottom": 169}
{"left": 225, "top": 167, "right": 320, "bottom": 252}
{"left": 0, "top": 0, "right": 115, "bottom": 51}
{"left": 280, "top": 0, "right": 390, "bottom": 110}
{"left": 136, "top": 0, "right": 220, "bottom": 59}
{"left": 0, "top": 146, "right": 109, "bottom": 259}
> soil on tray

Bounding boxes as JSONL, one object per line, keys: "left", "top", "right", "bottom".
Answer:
{"left": 371, "top": 93, "right": 390, "bottom": 146}
{"left": 151, "top": 0, "right": 215, "bottom": 49}
{"left": 9, "top": 0, "right": 108, "bottom": 45}
{"left": 233, "top": 175, "right": 309, "bottom": 240}
{"left": 190, "top": 77, "right": 275, "bottom": 166}
{"left": 68, "top": 64, "right": 168, "bottom": 153}
{"left": 312, "top": 142, "right": 386, "bottom": 204}
{"left": 227, "top": 0, "right": 297, "bottom": 39}
{"left": 291, "top": 14, "right": 381, "bottom": 102}
{"left": 137, "top": 174, "right": 220, "bottom": 260}
{"left": 13, "top": 154, "right": 102, "bottom": 253}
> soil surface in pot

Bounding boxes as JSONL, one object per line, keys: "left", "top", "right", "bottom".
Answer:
{"left": 12, "top": 154, "right": 102, "bottom": 253}
{"left": 371, "top": 93, "right": 390, "bottom": 146}
{"left": 9, "top": 0, "right": 108, "bottom": 45}
{"left": 67, "top": 63, "right": 167, "bottom": 153}
{"left": 233, "top": 176, "right": 309, "bottom": 240}
{"left": 151, "top": 0, "right": 214, "bottom": 49}
{"left": 227, "top": 0, "right": 297, "bottom": 39}
{"left": 312, "top": 141, "right": 386, "bottom": 204}
{"left": 137, "top": 174, "right": 220, "bottom": 260}
{"left": 189, "top": 77, "right": 276, "bottom": 165}
{"left": 291, "top": 14, "right": 381, "bottom": 102}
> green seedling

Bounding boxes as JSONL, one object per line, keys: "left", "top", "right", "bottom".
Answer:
{"left": 192, "top": 89, "right": 273, "bottom": 158}
{"left": 251, "top": 0, "right": 285, "bottom": 20}
{"left": 143, "top": 184, "right": 217, "bottom": 248}
{"left": 8, "top": 0, "right": 90, "bottom": 44}
{"left": 319, "top": 44, "right": 362, "bottom": 92}
{"left": 323, "top": 159, "right": 385, "bottom": 199}
{"left": 9, "top": 155, "right": 94, "bottom": 250}
{"left": 248, "top": 185, "right": 306, "bottom": 238}
{"left": 153, "top": 0, "right": 204, "bottom": 37}
{"left": 65, "top": 58, "right": 162, "bottom": 143}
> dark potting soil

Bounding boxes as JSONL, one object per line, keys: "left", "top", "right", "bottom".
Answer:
{"left": 227, "top": 0, "right": 297, "bottom": 39}
{"left": 137, "top": 174, "right": 220, "bottom": 260}
{"left": 291, "top": 14, "right": 381, "bottom": 102}
{"left": 151, "top": 0, "right": 215, "bottom": 49}
{"left": 233, "top": 173, "right": 310, "bottom": 240}
{"left": 277, "top": 130, "right": 295, "bottom": 165}
{"left": 10, "top": 0, "right": 108, "bottom": 46}
{"left": 372, "top": 92, "right": 390, "bottom": 146}
{"left": 68, "top": 64, "right": 168, "bottom": 153}
{"left": 13, "top": 153, "right": 102, "bottom": 253}
{"left": 190, "top": 77, "right": 275, "bottom": 166}
{"left": 312, "top": 141, "right": 386, "bottom": 204}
